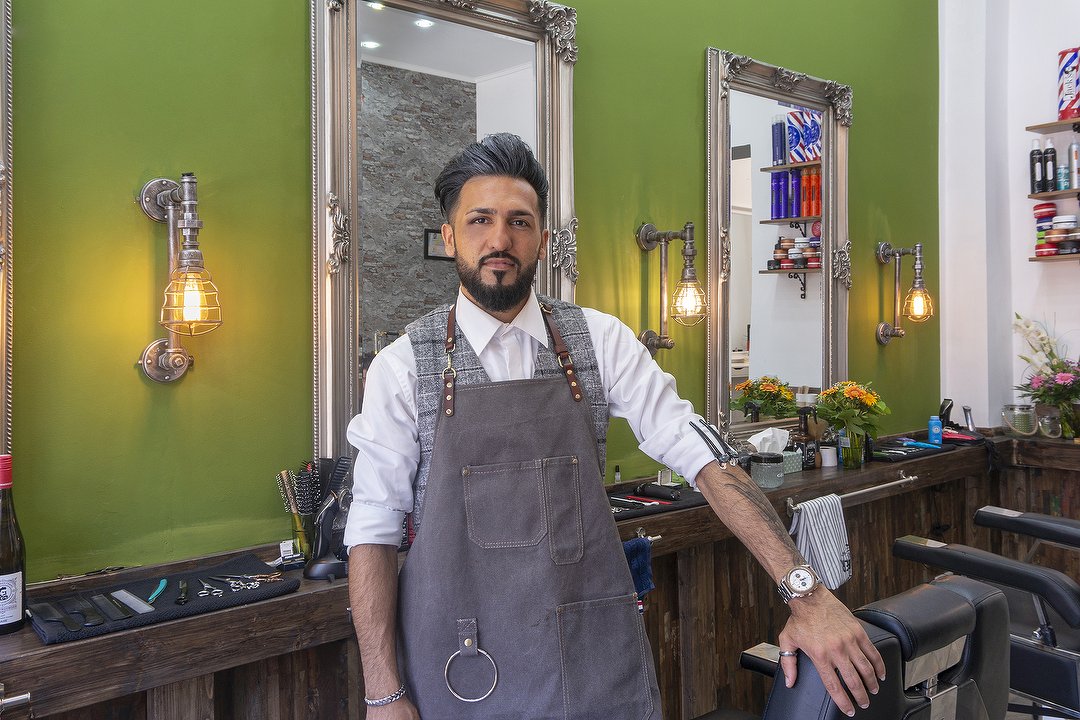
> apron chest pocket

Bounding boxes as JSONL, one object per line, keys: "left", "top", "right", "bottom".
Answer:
{"left": 463, "top": 455, "right": 582, "bottom": 562}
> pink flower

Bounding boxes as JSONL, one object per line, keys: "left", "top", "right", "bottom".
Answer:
{"left": 1030, "top": 375, "right": 1045, "bottom": 389}
{"left": 1055, "top": 372, "right": 1076, "bottom": 385}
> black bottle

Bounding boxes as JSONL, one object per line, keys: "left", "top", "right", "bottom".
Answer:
{"left": 1030, "top": 139, "right": 1044, "bottom": 194}
{"left": 1043, "top": 139, "right": 1057, "bottom": 194}
{"left": 789, "top": 407, "right": 819, "bottom": 470}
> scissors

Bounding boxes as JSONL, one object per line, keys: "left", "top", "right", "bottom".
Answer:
{"left": 196, "top": 578, "right": 224, "bottom": 598}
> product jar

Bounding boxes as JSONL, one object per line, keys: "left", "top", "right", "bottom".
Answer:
{"left": 749, "top": 452, "right": 784, "bottom": 489}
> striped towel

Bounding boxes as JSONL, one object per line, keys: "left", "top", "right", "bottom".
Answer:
{"left": 788, "top": 494, "right": 852, "bottom": 590}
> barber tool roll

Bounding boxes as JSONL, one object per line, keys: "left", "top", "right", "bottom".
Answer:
{"left": 635, "top": 483, "right": 682, "bottom": 501}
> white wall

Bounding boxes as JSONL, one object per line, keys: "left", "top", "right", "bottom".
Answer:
{"left": 940, "top": 0, "right": 1080, "bottom": 425}
{"left": 476, "top": 63, "right": 537, "bottom": 148}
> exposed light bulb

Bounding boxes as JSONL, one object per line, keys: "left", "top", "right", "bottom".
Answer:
{"left": 182, "top": 275, "right": 206, "bottom": 322}
{"left": 414, "top": 18, "right": 434, "bottom": 28}
{"left": 671, "top": 280, "right": 707, "bottom": 327}
{"left": 360, "top": 41, "right": 381, "bottom": 49}
{"left": 903, "top": 286, "right": 933, "bottom": 323}
{"left": 160, "top": 267, "right": 222, "bottom": 336}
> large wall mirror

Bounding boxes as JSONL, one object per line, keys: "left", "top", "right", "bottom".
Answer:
{"left": 705, "top": 48, "right": 852, "bottom": 436}
{"left": 0, "top": 0, "right": 11, "bottom": 455}
{"left": 311, "top": 0, "right": 579, "bottom": 458}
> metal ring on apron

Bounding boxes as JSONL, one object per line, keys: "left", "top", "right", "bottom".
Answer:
{"left": 443, "top": 648, "right": 498, "bottom": 702}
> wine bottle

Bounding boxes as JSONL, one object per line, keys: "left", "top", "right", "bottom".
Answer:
{"left": 0, "top": 454, "right": 25, "bottom": 634}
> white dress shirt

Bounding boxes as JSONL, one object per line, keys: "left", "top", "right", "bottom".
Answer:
{"left": 344, "top": 291, "right": 715, "bottom": 546}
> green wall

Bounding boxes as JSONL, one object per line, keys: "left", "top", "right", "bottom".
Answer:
{"left": 570, "top": 0, "right": 940, "bottom": 480}
{"left": 13, "top": 1, "right": 312, "bottom": 581}
{"left": 9, "top": 0, "right": 939, "bottom": 581}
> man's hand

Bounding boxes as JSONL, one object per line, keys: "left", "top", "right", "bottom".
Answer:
{"left": 777, "top": 588, "right": 886, "bottom": 717}
{"left": 366, "top": 699, "right": 421, "bottom": 720}
{"left": 692, "top": 460, "right": 885, "bottom": 715}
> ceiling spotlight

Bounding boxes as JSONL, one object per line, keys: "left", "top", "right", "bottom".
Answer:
{"left": 360, "top": 41, "right": 381, "bottom": 49}
{"left": 414, "top": 19, "right": 435, "bottom": 28}
{"left": 367, "top": 2, "right": 385, "bottom": 9}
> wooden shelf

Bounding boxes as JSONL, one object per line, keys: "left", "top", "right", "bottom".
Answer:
{"left": 759, "top": 216, "right": 821, "bottom": 225}
{"left": 759, "top": 160, "right": 821, "bottom": 173}
{"left": 1028, "top": 189, "right": 1079, "bottom": 200}
{"left": 1026, "top": 118, "right": 1080, "bottom": 134}
{"left": 1029, "top": 254, "right": 1080, "bottom": 263}
{"left": 758, "top": 268, "right": 821, "bottom": 274}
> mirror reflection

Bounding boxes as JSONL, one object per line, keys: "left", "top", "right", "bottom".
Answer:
{"left": 728, "top": 91, "right": 824, "bottom": 423}
{"left": 313, "top": 0, "right": 578, "bottom": 456}
{"left": 356, "top": 2, "right": 537, "bottom": 376}
{"left": 705, "top": 48, "right": 852, "bottom": 434}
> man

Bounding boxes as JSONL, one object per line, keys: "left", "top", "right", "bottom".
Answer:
{"left": 346, "top": 133, "right": 884, "bottom": 719}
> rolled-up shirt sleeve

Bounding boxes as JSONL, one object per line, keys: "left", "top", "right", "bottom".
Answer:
{"left": 586, "top": 309, "right": 717, "bottom": 486}
{"left": 343, "top": 338, "right": 420, "bottom": 547}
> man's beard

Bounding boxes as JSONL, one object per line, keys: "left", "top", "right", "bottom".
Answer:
{"left": 457, "top": 251, "right": 539, "bottom": 313}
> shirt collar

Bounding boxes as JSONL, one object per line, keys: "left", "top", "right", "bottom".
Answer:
{"left": 455, "top": 290, "right": 549, "bottom": 354}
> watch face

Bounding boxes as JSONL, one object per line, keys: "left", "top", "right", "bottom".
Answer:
{"left": 787, "top": 567, "right": 816, "bottom": 593}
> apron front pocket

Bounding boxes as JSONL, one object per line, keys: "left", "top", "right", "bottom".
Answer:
{"left": 463, "top": 459, "right": 547, "bottom": 548}
{"left": 556, "top": 593, "right": 654, "bottom": 720}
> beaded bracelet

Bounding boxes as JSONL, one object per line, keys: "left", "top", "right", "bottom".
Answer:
{"left": 364, "top": 683, "right": 407, "bottom": 707}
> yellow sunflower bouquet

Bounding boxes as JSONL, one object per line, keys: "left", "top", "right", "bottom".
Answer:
{"left": 731, "top": 375, "right": 799, "bottom": 419}
{"left": 815, "top": 380, "right": 891, "bottom": 439}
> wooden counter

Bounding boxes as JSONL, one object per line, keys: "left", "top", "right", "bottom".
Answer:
{"left": 0, "top": 436, "right": 1071, "bottom": 719}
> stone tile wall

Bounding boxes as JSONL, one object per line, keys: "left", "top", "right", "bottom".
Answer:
{"left": 358, "top": 62, "right": 475, "bottom": 361}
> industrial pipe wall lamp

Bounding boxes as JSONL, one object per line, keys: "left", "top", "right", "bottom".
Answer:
{"left": 137, "top": 172, "right": 222, "bottom": 382}
{"left": 875, "top": 241, "right": 933, "bottom": 345}
{"left": 636, "top": 221, "right": 707, "bottom": 355}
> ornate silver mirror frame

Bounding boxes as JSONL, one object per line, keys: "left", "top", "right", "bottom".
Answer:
{"left": 705, "top": 48, "right": 851, "bottom": 436}
{"left": 0, "top": 0, "right": 11, "bottom": 454}
{"left": 311, "top": 0, "right": 578, "bottom": 458}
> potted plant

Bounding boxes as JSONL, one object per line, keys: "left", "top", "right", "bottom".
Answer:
{"left": 815, "top": 381, "right": 891, "bottom": 468}
{"left": 1013, "top": 314, "right": 1080, "bottom": 439}
{"left": 731, "top": 375, "right": 799, "bottom": 421}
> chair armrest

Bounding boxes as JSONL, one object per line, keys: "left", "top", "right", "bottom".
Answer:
{"left": 974, "top": 505, "right": 1080, "bottom": 548}
{"left": 740, "top": 642, "right": 780, "bottom": 678}
{"left": 893, "top": 535, "right": 1080, "bottom": 627}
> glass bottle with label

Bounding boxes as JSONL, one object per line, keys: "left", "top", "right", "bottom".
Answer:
{"left": 0, "top": 454, "right": 25, "bottom": 634}
{"left": 789, "top": 407, "right": 819, "bottom": 470}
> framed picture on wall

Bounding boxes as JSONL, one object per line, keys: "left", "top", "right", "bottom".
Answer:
{"left": 424, "top": 228, "right": 452, "bottom": 260}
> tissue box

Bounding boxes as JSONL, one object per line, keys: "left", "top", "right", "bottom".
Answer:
{"left": 787, "top": 109, "right": 822, "bottom": 163}
{"left": 782, "top": 450, "right": 803, "bottom": 474}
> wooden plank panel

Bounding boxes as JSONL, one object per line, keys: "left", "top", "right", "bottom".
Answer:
{"left": 677, "top": 544, "right": 717, "bottom": 719}
{"left": 146, "top": 675, "right": 213, "bottom": 720}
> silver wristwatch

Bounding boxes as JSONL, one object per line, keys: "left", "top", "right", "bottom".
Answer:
{"left": 777, "top": 564, "right": 821, "bottom": 603}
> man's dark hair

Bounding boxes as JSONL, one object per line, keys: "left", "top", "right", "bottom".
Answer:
{"left": 434, "top": 133, "right": 549, "bottom": 222}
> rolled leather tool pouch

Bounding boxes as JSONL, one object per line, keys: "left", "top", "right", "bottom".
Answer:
{"left": 27, "top": 553, "right": 300, "bottom": 645}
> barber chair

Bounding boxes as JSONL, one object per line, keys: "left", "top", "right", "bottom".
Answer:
{"left": 894, "top": 505, "right": 1080, "bottom": 719}
{"left": 699, "top": 574, "right": 1008, "bottom": 720}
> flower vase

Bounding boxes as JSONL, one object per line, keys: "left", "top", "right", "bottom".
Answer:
{"left": 839, "top": 430, "right": 865, "bottom": 469}
{"left": 1062, "top": 403, "right": 1078, "bottom": 440}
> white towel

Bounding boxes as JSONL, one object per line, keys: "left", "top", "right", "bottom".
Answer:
{"left": 788, "top": 493, "right": 852, "bottom": 590}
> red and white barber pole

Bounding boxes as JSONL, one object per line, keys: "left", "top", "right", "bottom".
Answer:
{"left": 1058, "top": 48, "right": 1080, "bottom": 120}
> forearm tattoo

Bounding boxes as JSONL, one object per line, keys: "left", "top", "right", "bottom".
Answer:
{"left": 722, "top": 480, "right": 806, "bottom": 567}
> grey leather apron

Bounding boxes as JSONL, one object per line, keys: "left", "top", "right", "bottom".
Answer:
{"left": 397, "top": 306, "right": 662, "bottom": 720}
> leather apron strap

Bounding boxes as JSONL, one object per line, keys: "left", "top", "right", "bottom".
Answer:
{"left": 442, "top": 303, "right": 583, "bottom": 418}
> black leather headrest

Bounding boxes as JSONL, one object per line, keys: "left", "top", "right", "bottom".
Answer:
{"left": 855, "top": 583, "right": 975, "bottom": 662}
{"left": 975, "top": 505, "right": 1080, "bottom": 549}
